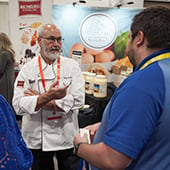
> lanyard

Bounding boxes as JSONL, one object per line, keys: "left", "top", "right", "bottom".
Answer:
{"left": 38, "top": 55, "right": 61, "bottom": 92}
{"left": 140, "top": 53, "right": 170, "bottom": 70}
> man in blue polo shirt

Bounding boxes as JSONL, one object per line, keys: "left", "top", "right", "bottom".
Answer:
{"left": 73, "top": 5, "right": 170, "bottom": 170}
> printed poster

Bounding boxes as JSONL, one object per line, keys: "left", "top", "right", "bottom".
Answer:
{"left": 9, "top": 0, "right": 52, "bottom": 68}
{"left": 52, "top": 5, "right": 142, "bottom": 84}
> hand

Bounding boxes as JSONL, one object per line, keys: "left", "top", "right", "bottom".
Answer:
{"left": 85, "top": 122, "right": 101, "bottom": 141}
{"left": 35, "top": 81, "right": 68, "bottom": 111}
{"left": 73, "top": 132, "right": 88, "bottom": 146}
{"left": 47, "top": 81, "right": 68, "bottom": 100}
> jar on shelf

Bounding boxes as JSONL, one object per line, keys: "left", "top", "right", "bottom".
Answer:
{"left": 85, "top": 72, "right": 96, "bottom": 94}
{"left": 82, "top": 71, "right": 89, "bottom": 91}
{"left": 82, "top": 72, "right": 89, "bottom": 81}
{"left": 93, "top": 75, "right": 107, "bottom": 98}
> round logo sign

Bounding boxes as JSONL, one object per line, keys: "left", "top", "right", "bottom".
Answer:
{"left": 79, "top": 13, "right": 118, "bottom": 50}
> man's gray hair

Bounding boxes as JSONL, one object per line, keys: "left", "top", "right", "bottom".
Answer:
{"left": 38, "top": 25, "right": 45, "bottom": 37}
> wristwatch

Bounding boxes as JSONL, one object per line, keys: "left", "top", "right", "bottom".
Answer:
{"left": 73, "top": 142, "right": 83, "bottom": 155}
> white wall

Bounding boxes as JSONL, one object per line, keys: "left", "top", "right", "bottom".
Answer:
{"left": 0, "top": 2, "right": 9, "bottom": 35}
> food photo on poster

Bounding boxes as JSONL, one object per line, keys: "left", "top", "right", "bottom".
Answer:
{"left": 52, "top": 5, "right": 142, "bottom": 86}
{"left": 19, "top": 22, "right": 42, "bottom": 66}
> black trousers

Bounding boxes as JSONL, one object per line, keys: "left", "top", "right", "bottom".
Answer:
{"left": 31, "top": 148, "right": 80, "bottom": 170}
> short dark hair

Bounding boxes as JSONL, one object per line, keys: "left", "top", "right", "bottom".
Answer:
{"left": 131, "top": 6, "right": 170, "bottom": 49}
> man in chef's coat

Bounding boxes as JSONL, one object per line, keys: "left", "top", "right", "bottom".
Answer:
{"left": 12, "top": 23, "right": 85, "bottom": 170}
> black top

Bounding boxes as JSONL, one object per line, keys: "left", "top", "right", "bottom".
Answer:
{"left": 0, "top": 51, "right": 15, "bottom": 106}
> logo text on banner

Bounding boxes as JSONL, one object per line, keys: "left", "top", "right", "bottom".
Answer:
{"left": 18, "top": 0, "right": 42, "bottom": 16}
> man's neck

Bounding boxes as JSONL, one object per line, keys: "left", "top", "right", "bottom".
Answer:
{"left": 136, "top": 48, "right": 162, "bottom": 67}
{"left": 41, "top": 54, "right": 55, "bottom": 65}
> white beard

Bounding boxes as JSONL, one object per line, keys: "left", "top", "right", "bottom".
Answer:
{"left": 46, "top": 51, "right": 61, "bottom": 60}
{"left": 42, "top": 42, "right": 61, "bottom": 60}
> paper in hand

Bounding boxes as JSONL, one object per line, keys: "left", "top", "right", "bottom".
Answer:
{"left": 80, "top": 128, "right": 91, "bottom": 144}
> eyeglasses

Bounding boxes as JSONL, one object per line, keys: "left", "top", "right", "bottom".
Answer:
{"left": 40, "top": 36, "right": 63, "bottom": 44}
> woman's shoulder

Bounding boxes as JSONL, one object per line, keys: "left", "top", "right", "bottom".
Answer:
{"left": 0, "top": 50, "right": 12, "bottom": 59}
{"left": 0, "top": 51, "right": 14, "bottom": 63}
{"left": 1, "top": 50, "right": 11, "bottom": 55}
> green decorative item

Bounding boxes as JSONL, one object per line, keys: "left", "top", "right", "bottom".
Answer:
{"left": 114, "top": 31, "right": 129, "bottom": 59}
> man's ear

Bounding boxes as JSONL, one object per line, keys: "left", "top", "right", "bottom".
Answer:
{"left": 136, "top": 31, "right": 145, "bottom": 47}
{"left": 37, "top": 37, "right": 41, "bottom": 45}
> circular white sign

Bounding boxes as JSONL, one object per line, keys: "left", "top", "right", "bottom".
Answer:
{"left": 79, "top": 13, "right": 118, "bottom": 50}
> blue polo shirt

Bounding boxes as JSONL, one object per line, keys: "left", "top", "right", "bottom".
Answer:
{"left": 92, "top": 49, "right": 170, "bottom": 170}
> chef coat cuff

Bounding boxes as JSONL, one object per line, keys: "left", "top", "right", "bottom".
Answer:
{"left": 20, "top": 95, "right": 40, "bottom": 114}
{"left": 55, "top": 97, "right": 74, "bottom": 114}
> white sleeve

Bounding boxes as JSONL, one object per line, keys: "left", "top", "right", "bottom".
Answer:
{"left": 12, "top": 64, "right": 40, "bottom": 115}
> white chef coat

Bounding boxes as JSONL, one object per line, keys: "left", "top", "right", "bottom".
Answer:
{"left": 12, "top": 55, "right": 85, "bottom": 151}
